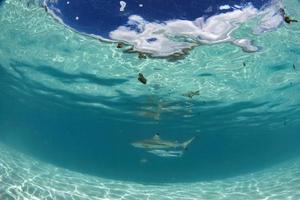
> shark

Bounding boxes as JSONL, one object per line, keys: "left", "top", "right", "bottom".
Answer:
{"left": 131, "top": 134, "right": 195, "bottom": 150}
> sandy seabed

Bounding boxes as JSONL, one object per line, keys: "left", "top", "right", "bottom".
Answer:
{"left": 1, "top": 143, "right": 300, "bottom": 200}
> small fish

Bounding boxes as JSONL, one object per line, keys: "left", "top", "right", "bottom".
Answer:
{"left": 279, "top": 8, "right": 298, "bottom": 24}
{"left": 138, "top": 73, "right": 147, "bottom": 84}
{"left": 131, "top": 133, "right": 195, "bottom": 150}
{"left": 138, "top": 52, "right": 147, "bottom": 59}
{"left": 116, "top": 43, "right": 124, "bottom": 48}
{"left": 243, "top": 62, "right": 246, "bottom": 67}
{"left": 293, "top": 64, "right": 296, "bottom": 70}
{"left": 284, "top": 16, "right": 298, "bottom": 24}
{"left": 44, "top": 5, "right": 48, "bottom": 12}
{"left": 183, "top": 90, "right": 200, "bottom": 99}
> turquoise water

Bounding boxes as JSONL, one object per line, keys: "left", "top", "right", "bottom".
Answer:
{"left": 0, "top": 0, "right": 300, "bottom": 199}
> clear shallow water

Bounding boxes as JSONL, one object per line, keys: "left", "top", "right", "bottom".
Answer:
{"left": 0, "top": 0, "right": 300, "bottom": 198}
{"left": 1, "top": 142, "right": 300, "bottom": 200}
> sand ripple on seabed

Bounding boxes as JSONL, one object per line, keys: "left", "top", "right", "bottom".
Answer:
{"left": 0, "top": 144, "right": 300, "bottom": 200}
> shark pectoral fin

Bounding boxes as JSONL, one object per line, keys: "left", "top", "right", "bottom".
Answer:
{"left": 182, "top": 136, "right": 196, "bottom": 150}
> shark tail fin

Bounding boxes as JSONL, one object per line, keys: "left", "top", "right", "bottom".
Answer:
{"left": 182, "top": 136, "right": 195, "bottom": 150}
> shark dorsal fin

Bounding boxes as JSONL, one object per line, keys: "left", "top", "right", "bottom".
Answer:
{"left": 153, "top": 133, "right": 160, "bottom": 140}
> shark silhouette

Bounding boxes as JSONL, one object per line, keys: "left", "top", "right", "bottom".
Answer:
{"left": 131, "top": 134, "right": 195, "bottom": 150}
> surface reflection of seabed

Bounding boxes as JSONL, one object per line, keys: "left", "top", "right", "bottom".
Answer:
{"left": 1, "top": 143, "right": 300, "bottom": 200}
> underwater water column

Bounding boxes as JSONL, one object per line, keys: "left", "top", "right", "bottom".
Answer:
{"left": 0, "top": 0, "right": 300, "bottom": 199}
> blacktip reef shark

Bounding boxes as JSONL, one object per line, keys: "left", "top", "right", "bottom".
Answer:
{"left": 131, "top": 133, "right": 195, "bottom": 150}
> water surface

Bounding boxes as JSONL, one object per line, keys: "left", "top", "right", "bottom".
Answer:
{"left": 0, "top": 0, "right": 300, "bottom": 198}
